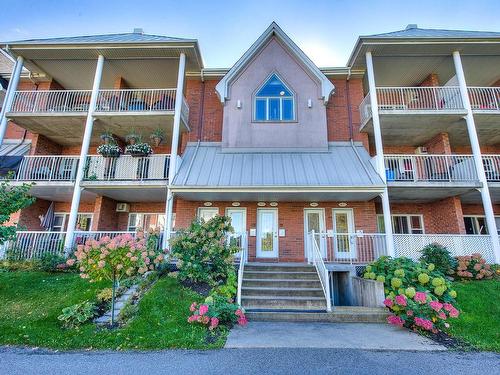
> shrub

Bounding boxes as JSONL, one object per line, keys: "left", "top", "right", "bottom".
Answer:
{"left": 188, "top": 295, "right": 247, "bottom": 330}
{"left": 170, "top": 216, "right": 239, "bottom": 286}
{"left": 364, "top": 256, "right": 460, "bottom": 333}
{"left": 419, "top": 243, "right": 457, "bottom": 275}
{"left": 57, "top": 300, "right": 97, "bottom": 329}
{"left": 39, "top": 253, "right": 67, "bottom": 272}
{"left": 210, "top": 269, "right": 237, "bottom": 299}
{"left": 96, "top": 288, "right": 113, "bottom": 303}
{"left": 454, "top": 253, "right": 494, "bottom": 280}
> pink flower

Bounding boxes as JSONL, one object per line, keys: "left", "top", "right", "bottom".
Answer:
{"left": 449, "top": 307, "right": 459, "bottom": 318}
{"left": 414, "top": 292, "right": 427, "bottom": 303}
{"left": 188, "top": 315, "right": 198, "bottom": 323}
{"left": 66, "top": 259, "right": 75, "bottom": 266}
{"left": 235, "top": 309, "right": 243, "bottom": 317}
{"left": 387, "top": 315, "right": 404, "bottom": 327}
{"left": 383, "top": 298, "right": 393, "bottom": 307}
{"left": 438, "top": 312, "right": 447, "bottom": 320}
{"left": 98, "top": 260, "right": 105, "bottom": 268}
{"left": 414, "top": 317, "right": 433, "bottom": 331}
{"left": 199, "top": 304, "right": 209, "bottom": 316}
{"left": 406, "top": 310, "right": 414, "bottom": 317}
{"left": 395, "top": 295, "right": 407, "bottom": 306}
{"left": 429, "top": 301, "right": 443, "bottom": 312}
{"left": 116, "top": 264, "right": 123, "bottom": 270}
{"left": 443, "top": 303, "right": 453, "bottom": 312}
{"left": 237, "top": 317, "right": 248, "bottom": 326}
{"left": 190, "top": 302, "right": 197, "bottom": 312}
{"left": 209, "top": 317, "right": 219, "bottom": 330}
{"left": 131, "top": 256, "right": 138, "bottom": 262}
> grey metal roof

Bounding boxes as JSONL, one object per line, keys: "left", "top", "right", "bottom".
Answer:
{"left": 172, "top": 143, "right": 383, "bottom": 189}
{"left": 365, "top": 26, "right": 500, "bottom": 39}
{"left": 5, "top": 32, "right": 194, "bottom": 45}
{"left": 0, "top": 141, "right": 31, "bottom": 156}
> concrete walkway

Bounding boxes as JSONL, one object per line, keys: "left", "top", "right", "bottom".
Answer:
{"left": 225, "top": 322, "right": 446, "bottom": 351}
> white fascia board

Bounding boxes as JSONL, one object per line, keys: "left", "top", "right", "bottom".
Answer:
{"left": 215, "top": 22, "right": 335, "bottom": 104}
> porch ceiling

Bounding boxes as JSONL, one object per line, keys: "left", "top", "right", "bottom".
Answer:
{"left": 80, "top": 183, "right": 167, "bottom": 202}
{"left": 14, "top": 183, "right": 97, "bottom": 203}
{"left": 461, "top": 184, "right": 500, "bottom": 204}
{"left": 388, "top": 184, "right": 480, "bottom": 203}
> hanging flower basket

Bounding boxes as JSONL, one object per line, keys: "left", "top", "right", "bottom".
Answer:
{"left": 125, "top": 143, "right": 153, "bottom": 157}
{"left": 125, "top": 132, "right": 141, "bottom": 145}
{"left": 97, "top": 144, "right": 122, "bottom": 158}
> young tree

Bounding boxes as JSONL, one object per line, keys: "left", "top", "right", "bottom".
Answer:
{"left": 0, "top": 175, "right": 35, "bottom": 244}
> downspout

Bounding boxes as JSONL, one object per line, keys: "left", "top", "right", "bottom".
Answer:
{"left": 345, "top": 67, "right": 353, "bottom": 140}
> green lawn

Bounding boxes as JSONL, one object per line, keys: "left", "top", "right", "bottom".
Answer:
{"left": 449, "top": 279, "right": 500, "bottom": 352}
{"left": 0, "top": 271, "right": 225, "bottom": 350}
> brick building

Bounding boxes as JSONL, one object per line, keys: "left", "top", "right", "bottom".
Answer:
{"left": 0, "top": 23, "right": 499, "bottom": 309}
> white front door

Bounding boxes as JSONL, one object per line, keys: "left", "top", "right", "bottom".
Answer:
{"left": 226, "top": 208, "right": 247, "bottom": 251}
{"left": 256, "top": 208, "right": 278, "bottom": 258}
{"left": 304, "top": 209, "right": 326, "bottom": 259}
{"left": 333, "top": 208, "right": 356, "bottom": 259}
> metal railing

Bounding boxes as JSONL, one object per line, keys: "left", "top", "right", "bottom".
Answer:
{"left": 482, "top": 155, "right": 500, "bottom": 182}
{"left": 95, "top": 88, "right": 177, "bottom": 112}
{"left": 16, "top": 155, "right": 79, "bottom": 181}
{"left": 468, "top": 87, "right": 500, "bottom": 111}
{"left": 384, "top": 154, "right": 478, "bottom": 182}
{"left": 393, "top": 234, "right": 496, "bottom": 264}
{"left": 10, "top": 90, "right": 92, "bottom": 113}
{"left": 359, "top": 93, "right": 372, "bottom": 125}
{"left": 319, "top": 232, "right": 388, "bottom": 264}
{"left": 1, "top": 231, "right": 66, "bottom": 260}
{"left": 308, "top": 231, "right": 331, "bottom": 311}
{"left": 233, "top": 232, "right": 248, "bottom": 306}
{"left": 73, "top": 231, "right": 164, "bottom": 251}
{"left": 84, "top": 154, "right": 170, "bottom": 181}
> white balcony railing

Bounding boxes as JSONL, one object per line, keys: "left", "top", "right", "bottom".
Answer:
{"left": 16, "top": 155, "right": 79, "bottom": 181}
{"left": 8, "top": 88, "right": 189, "bottom": 117}
{"left": 0, "top": 231, "right": 66, "bottom": 260}
{"left": 84, "top": 154, "right": 170, "bottom": 181}
{"left": 360, "top": 86, "right": 464, "bottom": 124}
{"left": 308, "top": 231, "right": 332, "bottom": 311}
{"left": 483, "top": 155, "right": 500, "bottom": 182}
{"left": 384, "top": 154, "right": 478, "bottom": 182}
{"left": 468, "top": 87, "right": 500, "bottom": 111}
{"left": 73, "top": 230, "right": 163, "bottom": 251}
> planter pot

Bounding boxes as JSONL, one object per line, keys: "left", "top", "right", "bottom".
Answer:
{"left": 99, "top": 151, "right": 121, "bottom": 158}
{"left": 128, "top": 151, "right": 151, "bottom": 158}
{"left": 151, "top": 136, "right": 163, "bottom": 147}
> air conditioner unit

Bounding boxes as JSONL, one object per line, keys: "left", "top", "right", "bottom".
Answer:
{"left": 116, "top": 203, "right": 130, "bottom": 212}
{"left": 415, "top": 146, "right": 428, "bottom": 154}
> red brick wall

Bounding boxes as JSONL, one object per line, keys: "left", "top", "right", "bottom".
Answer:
{"left": 92, "top": 196, "right": 118, "bottom": 230}
{"left": 30, "top": 134, "right": 62, "bottom": 155}
{"left": 174, "top": 199, "right": 377, "bottom": 262}
{"left": 418, "top": 73, "right": 440, "bottom": 87}
{"left": 17, "top": 199, "right": 51, "bottom": 230}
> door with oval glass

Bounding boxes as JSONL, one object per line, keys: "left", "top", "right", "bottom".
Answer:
{"left": 333, "top": 208, "right": 356, "bottom": 259}
{"left": 256, "top": 208, "right": 278, "bottom": 258}
{"left": 304, "top": 208, "right": 326, "bottom": 259}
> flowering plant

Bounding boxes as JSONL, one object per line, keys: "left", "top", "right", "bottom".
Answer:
{"left": 125, "top": 142, "right": 153, "bottom": 156}
{"left": 188, "top": 295, "right": 247, "bottom": 330}
{"left": 454, "top": 253, "right": 493, "bottom": 280}
{"left": 97, "top": 143, "right": 122, "bottom": 157}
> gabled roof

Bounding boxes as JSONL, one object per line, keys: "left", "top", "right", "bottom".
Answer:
{"left": 215, "top": 22, "right": 335, "bottom": 104}
{"left": 365, "top": 25, "right": 500, "bottom": 39}
{"left": 4, "top": 32, "right": 195, "bottom": 45}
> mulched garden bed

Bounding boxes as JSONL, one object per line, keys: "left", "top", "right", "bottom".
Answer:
{"left": 180, "top": 279, "right": 212, "bottom": 296}
{"left": 427, "top": 330, "right": 477, "bottom": 351}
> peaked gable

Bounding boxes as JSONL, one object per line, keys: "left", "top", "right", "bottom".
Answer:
{"left": 215, "top": 22, "right": 335, "bottom": 104}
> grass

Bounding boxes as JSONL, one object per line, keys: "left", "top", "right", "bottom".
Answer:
{"left": 449, "top": 279, "right": 500, "bottom": 352}
{"left": 0, "top": 271, "right": 226, "bottom": 350}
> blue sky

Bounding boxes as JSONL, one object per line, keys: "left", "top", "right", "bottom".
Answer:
{"left": 1, "top": 0, "right": 499, "bottom": 68}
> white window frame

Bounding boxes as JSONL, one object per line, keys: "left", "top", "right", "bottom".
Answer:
{"left": 53, "top": 212, "right": 93, "bottom": 232}
{"left": 463, "top": 215, "right": 500, "bottom": 235}
{"left": 253, "top": 73, "right": 296, "bottom": 122}
{"left": 377, "top": 214, "right": 425, "bottom": 234}
{"left": 127, "top": 213, "right": 166, "bottom": 232}
{"left": 197, "top": 207, "right": 219, "bottom": 222}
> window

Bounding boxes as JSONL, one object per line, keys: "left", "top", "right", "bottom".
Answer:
{"left": 463, "top": 216, "right": 500, "bottom": 235}
{"left": 52, "top": 213, "right": 93, "bottom": 231}
{"left": 377, "top": 215, "right": 424, "bottom": 234}
{"left": 127, "top": 213, "right": 165, "bottom": 232}
{"left": 197, "top": 208, "right": 219, "bottom": 222}
{"left": 254, "top": 74, "right": 295, "bottom": 121}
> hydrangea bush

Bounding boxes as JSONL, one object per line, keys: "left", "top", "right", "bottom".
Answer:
{"left": 454, "top": 253, "right": 494, "bottom": 280}
{"left": 188, "top": 295, "right": 247, "bottom": 331}
{"left": 363, "top": 256, "right": 460, "bottom": 333}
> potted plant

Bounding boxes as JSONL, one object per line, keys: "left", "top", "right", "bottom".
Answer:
{"left": 97, "top": 143, "right": 122, "bottom": 158}
{"left": 125, "top": 142, "right": 153, "bottom": 157}
{"left": 150, "top": 128, "right": 165, "bottom": 147}
{"left": 100, "top": 131, "right": 114, "bottom": 145}
{"left": 125, "top": 131, "right": 141, "bottom": 145}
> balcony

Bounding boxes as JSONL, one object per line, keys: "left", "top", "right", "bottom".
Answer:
{"left": 360, "top": 87, "right": 468, "bottom": 146}
{"left": 6, "top": 89, "right": 190, "bottom": 146}
{"left": 383, "top": 154, "right": 480, "bottom": 201}
{"left": 15, "top": 155, "right": 79, "bottom": 182}
{"left": 468, "top": 87, "right": 500, "bottom": 112}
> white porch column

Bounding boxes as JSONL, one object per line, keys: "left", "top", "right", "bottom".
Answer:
{"left": 163, "top": 52, "right": 186, "bottom": 248}
{"left": 0, "top": 56, "right": 24, "bottom": 146}
{"left": 453, "top": 51, "right": 500, "bottom": 263}
{"left": 366, "top": 51, "right": 395, "bottom": 257}
{"left": 63, "top": 55, "right": 104, "bottom": 251}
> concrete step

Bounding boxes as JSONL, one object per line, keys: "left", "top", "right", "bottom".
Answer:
{"left": 245, "top": 264, "right": 315, "bottom": 272}
{"left": 242, "top": 286, "right": 325, "bottom": 298}
{"left": 242, "top": 295, "right": 327, "bottom": 310}
{"left": 242, "top": 278, "right": 322, "bottom": 289}
{"left": 244, "top": 271, "right": 319, "bottom": 280}
{"left": 245, "top": 307, "right": 388, "bottom": 323}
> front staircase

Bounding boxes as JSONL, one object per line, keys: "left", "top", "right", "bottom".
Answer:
{"left": 240, "top": 263, "right": 387, "bottom": 322}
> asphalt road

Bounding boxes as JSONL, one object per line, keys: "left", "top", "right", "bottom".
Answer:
{"left": 1, "top": 347, "right": 499, "bottom": 375}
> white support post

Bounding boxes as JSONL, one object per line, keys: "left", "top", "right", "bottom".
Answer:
{"left": 0, "top": 56, "right": 24, "bottom": 146}
{"left": 63, "top": 55, "right": 104, "bottom": 251}
{"left": 366, "top": 51, "right": 395, "bottom": 257}
{"left": 453, "top": 51, "right": 500, "bottom": 263}
{"left": 163, "top": 53, "right": 186, "bottom": 248}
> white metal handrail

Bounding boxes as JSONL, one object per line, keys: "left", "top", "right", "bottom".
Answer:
{"left": 234, "top": 232, "right": 248, "bottom": 306}
{"left": 308, "top": 230, "right": 331, "bottom": 311}
{"left": 10, "top": 90, "right": 92, "bottom": 113}
{"left": 468, "top": 87, "right": 500, "bottom": 111}
{"left": 359, "top": 93, "right": 371, "bottom": 125}
{"left": 96, "top": 88, "right": 177, "bottom": 112}
{"left": 384, "top": 154, "right": 478, "bottom": 182}
{"left": 16, "top": 155, "right": 79, "bottom": 181}
{"left": 84, "top": 154, "right": 170, "bottom": 181}
{"left": 181, "top": 96, "right": 190, "bottom": 123}
{"left": 482, "top": 155, "right": 500, "bottom": 182}
{"left": 2, "top": 231, "right": 66, "bottom": 260}
{"left": 317, "top": 232, "right": 387, "bottom": 264}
